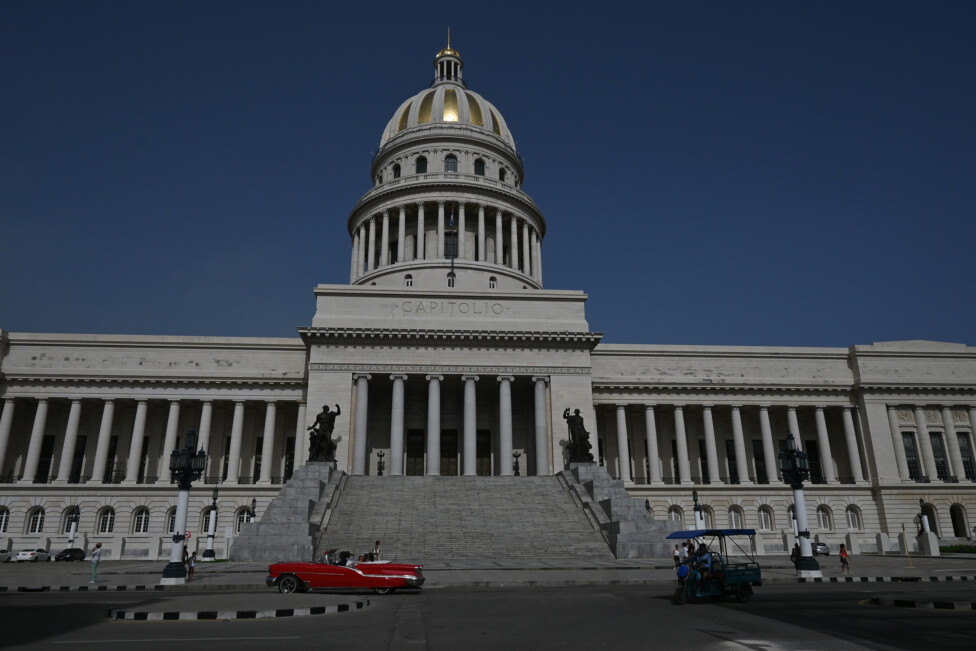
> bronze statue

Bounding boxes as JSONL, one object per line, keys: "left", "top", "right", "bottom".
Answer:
{"left": 563, "top": 407, "right": 594, "bottom": 462}
{"left": 308, "top": 404, "right": 341, "bottom": 462}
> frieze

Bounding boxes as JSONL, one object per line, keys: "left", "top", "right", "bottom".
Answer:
{"left": 896, "top": 408, "right": 915, "bottom": 425}
{"left": 308, "top": 363, "right": 587, "bottom": 375}
{"left": 393, "top": 299, "right": 507, "bottom": 317}
{"left": 952, "top": 408, "right": 971, "bottom": 425}
{"left": 924, "top": 408, "right": 943, "bottom": 426}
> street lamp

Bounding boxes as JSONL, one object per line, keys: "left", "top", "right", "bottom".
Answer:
{"left": 918, "top": 498, "right": 930, "bottom": 534}
{"left": 513, "top": 451, "right": 521, "bottom": 476}
{"left": 161, "top": 428, "right": 207, "bottom": 584}
{"left": 692, "top": 489, "right": 705, "bottom": 529}
{"left": 67, "top": 510, "right": 80, "bottom": 547}
{"left": 202, "top": 486, "right": 218, "bottom": 562}
{"left": 251, "top": 498, "right": 257, "bottom": 523}
{"left": 377, "top": 451, "right": 385, "bottom": 476}
{"left": 779, "top": 434, "right": 821, "bottom": 578}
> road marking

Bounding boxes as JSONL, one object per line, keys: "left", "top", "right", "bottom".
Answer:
{"left": 53, "top": 637, "right": 300, "bottom": 644}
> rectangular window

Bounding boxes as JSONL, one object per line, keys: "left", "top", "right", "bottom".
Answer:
{"left": 931, "top": 433, "right": 948, "bottom": 480}
{"left": 37, "top": 435, "right": 56, "bottom": 483}
{"left": 806, "top": 440, "right": 823, "bottom": 484}
{"left": 959, "top": 433, "right": 975, "bottom": 481}
{"left": 902, "top": 432, "right": 921, "bottom": 481}
{"left": 698, "top": 439, "right": 710, "bottom": 484}
{"left": 70, "top": 435, "right": 87, "bottom": 484}
{"left": 445, "top": 232, "right": 458, "bottom": 258}
{"left": 253, "top": 437, "right": 263, "bottom": 480}
{"left": 752, "top": 439, "right": 768, "bottom": 484}
{"left": 725, "top": 439, "right": 739, "bottom": 484}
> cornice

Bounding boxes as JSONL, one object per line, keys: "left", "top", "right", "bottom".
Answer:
{"left": 309, "top": 363, "right": 588, "bottom": 376}
{"left": 298, "top": 327, "right": 603, "bottom": 351}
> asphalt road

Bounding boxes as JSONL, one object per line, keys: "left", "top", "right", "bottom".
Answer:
{"left": 3, "top": 583, "right": 975, "bottom": 650}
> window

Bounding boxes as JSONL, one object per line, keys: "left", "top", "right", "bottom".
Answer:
{"left": 444, "top": 154, "right": 458, "bottom": 173}
{"left": 702, "top": 507, "right": 714, "bottom": 529}
{"left": 203, "top": 508, "right": 217, "bottom": 534}
{"left": 667, "top": 506, "right": 683, "bottom": 524}
{"left": 931, "top": 433, "right": 949, "bottom": 480}
{"left": 817, "top": 505, "right": 833, "bottom": 530}
{"left": 447, "top": 272, "right": 456, "bottom": 288}
{"left": 845, "top": 505, "right": 862, "bottom": 530}
{"left": 902, "top": 432, "right": 921, "bottom": 480}
{"left": 488, "top": 276, "right": 497, "bottom": 289}
{"left": 728, "top": 506, "right": 744, "bottom": 529}
{"left": 236, "top": 508, "right": 254, "bottom": 533}
{"left": 62, "top": 508, "right": 80, "bottom": 534}
{"left": 415, "top": 156, "right": 427, "bottom": 174}
{"left": 404, "top": 274, "right": 413, "bottom": 287}
{"left": 28, "top": 508, "right": 45, "bottom": 534}
{"left": 376, "top": 172, "right": 383, "bottom": 185}
{"left": 98, "top": 508, "right": 115, "bottom": 534}
{"left": 393, "top": 164, "right": 401, "bottom": 179}
{"left": 0, "top": 507, "right": 8, "bottom": 533}
{"left": 133, "top": 508, "right": 150, "bottom": 534}
{"left": 758, "top": 506, "right": 774, "bottom": 531}
{"left": 167, "top": 509, "right": 177, "bottom": 534}
{"left": 499, "top": 168, "right": 507, "bottom": 182}
{"left": 474, "top": 158, "right": 485, "bottom": 176}
{"left": 959, "top": 432, "right": 975, "bottom": 481}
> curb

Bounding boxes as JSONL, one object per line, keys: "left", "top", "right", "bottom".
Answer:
{"left": 108, "top": 598, "right": 369, "bottom": 621}
{"left": 870, "top": 595, "right": 976, "bottom": 611}
{"left": 798, "top": 575, "right": 976, "bottom": 584}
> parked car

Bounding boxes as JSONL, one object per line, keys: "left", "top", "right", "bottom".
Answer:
{"left": 267, "top": 552, "right": 424, "bottom": 595}
{"left": 812, "top": 542, "right": 830, "bottom": 556}
{"left": 0, "top": 549, "right": 11, "bottom": 563}
{"left": 54, "top": 548, "right": 86, "bottom": 562}
{"left": 16, "top": 549, "right": 51, "bottom": 562}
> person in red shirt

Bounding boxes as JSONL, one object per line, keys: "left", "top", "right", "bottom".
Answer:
{"left": 839, "top": 543, "right": 851, "bottom": 575}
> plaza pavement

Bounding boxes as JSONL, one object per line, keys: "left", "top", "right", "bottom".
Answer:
{"left": 2, "top": 553, "right": 975, "bottom": 619}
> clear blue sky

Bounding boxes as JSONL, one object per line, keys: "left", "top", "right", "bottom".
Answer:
{"left": 2, "top": 1, "right": 974, "bottom": 347}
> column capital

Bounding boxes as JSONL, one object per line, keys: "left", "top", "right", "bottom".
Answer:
{"left": 531, "top": 375, "right": 549, "bottom": 384}
{"left": 616, "top": 404, "right": 628, "bottom": 411}
{"left": 437, "top": 200, "right": 445, "bottom": 207}
{"left": 233, "top": 399, "right": 246, "bottom": 405}
{"left": 70, "top": 398, "right": 83, "bottom": 405}
{"left": 200, "top": 399, "right": 213, "bottom": 405}
{"left": 673, "top": 404, "right": 685, "bottom": 410}
{"left": 496, "top": 375, "right": 514, "bottom": 383}
{"left": 353, "top": 373, "right": 372, "bottom": 381}
{"left": 389, "top": 374, "right": 408, "bottom": 382}
{"left": 461, "top": 375, "right": 479, "bottom": 382}
{"left": 168, "top": 399, "right": 180, "bottom": 405}
{"left": 644, "top": 404, "right": 656, "bottom": 411}
{"left": 265, "top": 400, "right": 277, "bottom": 406}
{"left": 425, "top": 374, "right": 444, "bottom": 382}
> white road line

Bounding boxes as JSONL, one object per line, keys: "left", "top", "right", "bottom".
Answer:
{"left": 53, "top": 637, "right": 301, "bottom": 644}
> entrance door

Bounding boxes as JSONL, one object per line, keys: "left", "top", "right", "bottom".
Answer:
{"left": 476, "top": 429, "right": 491, "bottom": 476}
{"left": 441, "top": 430, "right": 458, "bottom": 476}
{"left": 406, "top": 429, "right": 425, "bottom": 476}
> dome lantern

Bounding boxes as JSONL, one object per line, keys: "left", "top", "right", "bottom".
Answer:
{"left": 434, "top": 31, "right": 463, "bottom": 87}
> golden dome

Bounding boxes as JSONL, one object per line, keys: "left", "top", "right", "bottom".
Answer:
{"left": 437, "top": 46, "right": 461, "bottom": 59}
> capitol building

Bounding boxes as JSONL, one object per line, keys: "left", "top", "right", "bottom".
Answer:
{"left": 1, "top": 44, "right": 974, "bottom": 560}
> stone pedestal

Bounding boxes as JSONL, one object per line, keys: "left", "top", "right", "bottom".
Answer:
{"left": 916, "top": 531, "right": 940, "bottom": 556}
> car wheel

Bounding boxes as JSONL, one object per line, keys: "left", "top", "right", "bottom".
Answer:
{"left": 372, "top": 587, "right": 395, "bottom": 595}
{"left": 673, "top": 588, "right": 687, "bottom": 605}
{"left": 735, "top": 584, "right": 752, "bottom": 603}
{"left": 277, "top": 575, "right": 303, "bottom": 594}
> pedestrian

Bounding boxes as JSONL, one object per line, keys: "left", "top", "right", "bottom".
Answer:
{"left": 680, "top": 542, "right": 689, "bottom": 562}
{"left": 673, "top": 544, "right": 681, "bottom": 568}
{"left": 373, "top": 540, "right": 382, "bottom": 561}
{"left": 89, "top": 543, "right": 102, "bottom": 583}
{"left": 790, "top": 543, "right": 799, "bottom": 569}
{"left": 839, "top": 544, "right": 850, "bottom": 575}
{"left": 187, "top": 551, "right": 197, "bottom": 581}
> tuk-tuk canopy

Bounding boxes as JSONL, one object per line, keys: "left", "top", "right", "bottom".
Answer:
{"left": 666, "top": 529, "right": 756, "bottom": 540}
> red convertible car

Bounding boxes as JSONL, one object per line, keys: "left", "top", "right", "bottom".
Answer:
{"left": 267, "top": 557, "right": 425, "bottom": 595}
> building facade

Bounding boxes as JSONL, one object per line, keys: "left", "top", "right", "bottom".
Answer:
{"left": 2, "top": 45, "right": 975, "bottom": 559}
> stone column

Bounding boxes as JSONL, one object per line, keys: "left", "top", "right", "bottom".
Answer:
{"left": 258, "top": 402, "right": 276, "bottom": 484}
{"left": 477, "top": 204, "right": 486, "bottom": 261}
{"left": 426, "top": 374, "right": 443, "bottom": 475}
{"left": 226, "top": 401, "right": 245, "bottom": 484}
{"left": 787, "top": 406, "right": 803, "bottom": 451}
{"left": 702, "top": 406, "right": 721, "bottom": 483}
{"left": 0, "top": 398, "right": 15, "bottom": 477}
{"left": 20, "top": 398, "right": 49, "bottom": 483}
{"left": 842, "top": 407, "right": 866, "bottom": 483}
{"left": 533, "top": 376, "right": 549, "bottom": 476}
{"left": 522, "top": 221, "right": 531, "bottom": 275}
{"left": 674, "top": 405, "right": 691, "bottom": 484}
{"left": 509, "top": 216, "right": 519, "bottom": 270}
{"left": 155, "top": 400, "right": 181, "bottom": 485}
{"left": 462, "top": 375, "right": 479, "bottom": 476}
{"left": 366, "top": 217, "right": 376, "bottom": 272}
{"left": 458, "top": 202, "right": 466, "bottom": 259}
{"left": 397, "top": 205, "right": 406, "bottom": 264}
{"left": 644, "top": 405, "right": 663, "bottom": 484}
{"left": 915, "top": 406, "right": 940, "bottom": 482}
{"left": 353, "top": 374, "right": 371, "bottom": 475}
{"left": 357, "top": 225, "right": 366, "bottom": 276}
{"left": 390, "top": 375, "right": 407, "bottom": 476}
{"left": 534, "top": 232, "right": 543, "bottom": 284}
{"left": 531, "top": 231, "right": 540, "bottom": 282}
{"left": 417, "top": 203, "right": 426, "bottom": 260}
{"left": 90, "top": 399, "right": 115, "bottom": 483}
{"left": 349, "top": 232, "right": 358, "bottom": 282}
{"left": 498, "top": 376, "right": 514, "bottom": 475}
{"left": 380, "top": 210, "right": 390, "bottom": 266}
{"left": 942, "top": 406, "right": 966, "bottom": 482}
{"left": 54, "top": 399, "right": 83, "bottom": 484}
{"left": 197, "top": 400, "right": 213, "bottom": 452}
{"left": 615, "top": 405, "right": 632, "bottom": 483}
{"left": 813, "top": 407, "right": 837, "bottom": 484}
{"left": 731, "top": 406, "right": 752, "bottom": 484}
{"left": 886, "top": 406, "right": 911, "bottom": 480}
{"left": 294, "top": 402, "right": 308, "bottom": 468}
{"left": 759, "top": 406, "right": 778, "bottom": 483}
{"left": 495, "top": 209, "right": 503, "bottom": 264}
{"left": 437, "top": 201, "right": 445, "bottom": 258}
{"left": 123, "top": 399, "right": 148, "bottom": 484}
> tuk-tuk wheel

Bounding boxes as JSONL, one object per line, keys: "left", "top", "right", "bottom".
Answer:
{"left": 734, "top": 583, "right": 752, "bottom": 603}
{"left": 673, "top": 588, "right": 687, "bottom": 605}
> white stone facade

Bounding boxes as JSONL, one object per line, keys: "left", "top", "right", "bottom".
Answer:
{"left": 1, "top": 45, "right": 974, "bottom": 559}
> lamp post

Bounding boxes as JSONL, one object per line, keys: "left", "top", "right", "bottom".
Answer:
{"left": 692, "top": 489, "right": 705, "bottom": 529}
{"left": 203, "top": 486, "right": 218, "bottom": 562}
{"left": 67, "top": 511, "right": 79, "bottom": 547}
{"left": 251, "top": 498, "right": 257, "bottom": 523}
{"left": 779, "top": 433, "right": 821, "bottom": 578}
{"left": 161, "top": 428, "right": 206, "bottom": 584}
{"left": 513, "top": 451, "right": 521, "bottom": 476}
{"left": 918, "top": 498, "right": 931, "bottom": 534}
{"left": 377, "top": 451, "right": 385, "bottom": 476}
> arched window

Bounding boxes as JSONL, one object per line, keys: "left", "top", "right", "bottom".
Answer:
{"left": 0, "top": 507, "right": 9, "bottom": 533}
{"left": 404, "top": 274, "right": 413, "bottom": 287}
{"left": 415, "top": 156, "right": 427, "bottom": 174}
{"left": 166, "top": 508, "right": 177, "bottom": 535}
{"left": 27, "top": 508, "right": 45, "bottom": 534}
{"left": 667, "top": 505, "right": 683, "bottom": 524}
{"left": 393, "top": 164, "right": 401, "bottom": 179}
{"left": 236, "top": 508, "right": 254, "bottom": 533}
{"left": 133, "top": 508, "right": 150, "bottom": 534}
{"left": 444, "top": 154, "right": 458, "bottom": 173}
{"left": 98, "top": 507, "right": 115, "bottom": 534}
{"left": 474, "top": 158, "right": 485, "bottom": 176}
{"left": 62, "top": 507, "right": 80, "bottom": 534}
{"left": 950, "top": 503, "right": 968, "bottom": 537}
{"left": 499, "top": 168, "right": 507, "bottom": 182}
{"left": 845, "top": 505, "right": 862, "bottom": 530}
{"left": 447, "top": 272, "right": 456, "bottom": 288}
{"left": 817, "top": 505, "right": 833, "bottom": 530}
{"left": 702, "top": 506, "right": 714, "bottom": 529}
{"left": 758, "top": 506, "right": 774, "bottom": 531}
{"left": 728, "top": 506, "right": 744, "bottom": 529}
{"left": 376, "top": 172, "right": 383, "bottom": 185}
{"left": 488, "top": 276, "right": 497, "bottom": 289}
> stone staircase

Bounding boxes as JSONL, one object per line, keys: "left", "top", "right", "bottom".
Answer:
{"left": 228, "top": 462, "right": 343, "bottom": 561}
{"left": 315, "top": 475, "right": 614, "bottom": 562}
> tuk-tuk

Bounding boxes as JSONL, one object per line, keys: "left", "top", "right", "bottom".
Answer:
{"left": 667, "top": 529, "right": 762, "bottom": 605}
